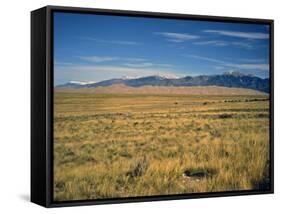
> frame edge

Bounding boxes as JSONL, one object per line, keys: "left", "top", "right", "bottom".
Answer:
{"left": 31, "top": 6, "right": 49, "bottom": 207}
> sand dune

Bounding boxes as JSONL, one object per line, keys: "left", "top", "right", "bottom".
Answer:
{"left": 56, "top": 84, "right": 267, "bottom": 95}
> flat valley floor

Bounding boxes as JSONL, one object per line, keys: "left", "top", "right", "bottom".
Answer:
{"left": 53, "top": 92, "right": 270, "bottom": 201}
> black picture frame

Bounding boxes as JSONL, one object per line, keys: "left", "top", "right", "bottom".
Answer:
{"left": 31, "top": 5, "right": 274, "bottom": 208}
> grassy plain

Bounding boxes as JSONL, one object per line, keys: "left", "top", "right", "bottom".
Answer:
{"left": 54, "top": 91, "right": 270, "bottom": 201}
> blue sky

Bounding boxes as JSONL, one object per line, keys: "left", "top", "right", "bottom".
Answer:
{"left": 54, "top": 12, "right": 270, "bottom": 85}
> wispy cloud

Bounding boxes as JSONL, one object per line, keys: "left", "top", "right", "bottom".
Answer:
{"left": 203, "top": 30, "right": 269, "bottom": 39}
{"left": 54, "top": 63, "right": 184, "bottom": 84}
{"left": 233, "top": 64, "right": 269, "bottom": 70}
{"left": 79, "top": 56, "right": 119, "bottom": 63}
{"left": 79, "top": 55, "right": 173, "bottom": 69}
{"left": 226, "top": 58, "right": 266, "bottom": 63}
{"left": 155, "top": 32, "right": 199, "bottom": 42}
{"left": 54, "top": 61, "right": 75, "bottom": 66}
{"left": 186, "top": 54, "right": 269, "bottom": 71}
{"left": 193, "top": 40, "right": 253, "bottom": 49}
{"left": 239, "top": 58, "right": 266, "bottom": 63}
{"left": 214, "top": 66, "right": 225, "bottom": 70}
{"left": 124, "top": 62, "right": 173, "bottom": 68}
{"left": 230, "top": 42, "right": 253, "bottom": 49}
{"left": 186, "top": 54, "right": 225, "bottom": 64}
{"left": 193, "top": 40, "right": 228, "bottom": 46}
{"left": 81, "top": 37, "right": 140, "bottom": 45}
{"left": 124, "top": 58, "right": 147, "bottom": 62}
{"left": 79, "top": 56, "right": 147, "bottom": 63}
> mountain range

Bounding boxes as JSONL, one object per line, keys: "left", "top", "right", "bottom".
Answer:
{"left": 56, "top": 72, "right": 269, "bottom": 93}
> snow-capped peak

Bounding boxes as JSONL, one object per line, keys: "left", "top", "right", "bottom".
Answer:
{"left": 153, "top": 74, "right": 180, "bottom": 79}
{"left": 121, "top": 75, "right": 141, "bottom": 80}
{"left": 69, "top": 81, "right": 96, "bottom": 85}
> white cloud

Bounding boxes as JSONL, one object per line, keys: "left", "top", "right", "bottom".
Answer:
{"left": 124, "top": 62, "right": 153, "bottom": 68}
{"left": 79, "top": 56, "right": 147, "bottom": 63}
{"left": 193, "top": 40, "right": 252, "bottom": 49}
{"left": 214, "top": 66, "right": 225, "bottom": 70}
{"left": 124, "top": 57, "right": 147, "bottom": 62}
{"left": 236, "top": 58, "right": 266, "bottom": 63}
{"left": 186, "top": 54, "right": 226, "bottom": 64}
{"left": 124, "top": 62, "right": 173, "bottom": 68}
{"left": 203, "top": 30, "right": 269, "bottom": 39}
{"left": 231, "top": 63, "right": 269, "bottom": 70}
{"left": 193, "top": 40, "right": 228, "bottom": 46}
{"left": 79, "top": 56, "right": 173, "bottom": 69}
{"left": 79, "top": 56, "right": 119, "bottom": 63}
{"left": 54, "top": 64, "right": 184, "bottom": 83}
{"left": 230, "top": 42, "right": 253, "bottom": 48}
{"left": 155, "top": 32, "right": 199, "bottom": 42}
{"left": 81, "top": 37, "right": 140, "bottom": 45}
{"left": 185, "top": 54, "right": 269, "bottom": 71}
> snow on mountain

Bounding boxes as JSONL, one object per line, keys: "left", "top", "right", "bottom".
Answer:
{"left": 69, "top": 81, "right": 96, "bottom": 85}
{"left": 56, "top": 73, "right": 269, "bottom": 93}
{"left": 121, "top": 75, "right": 141, "bottom": 80}
{"left": 154, "top": 74, "right": 180, "bottom": 79}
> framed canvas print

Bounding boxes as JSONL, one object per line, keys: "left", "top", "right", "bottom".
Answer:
{"left": 31, "top": 5, "right": 274, "bottom": 207}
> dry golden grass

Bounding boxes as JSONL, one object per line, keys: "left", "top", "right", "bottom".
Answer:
{"left": 54, "top": 92, "right": 270, "bottom": 201}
